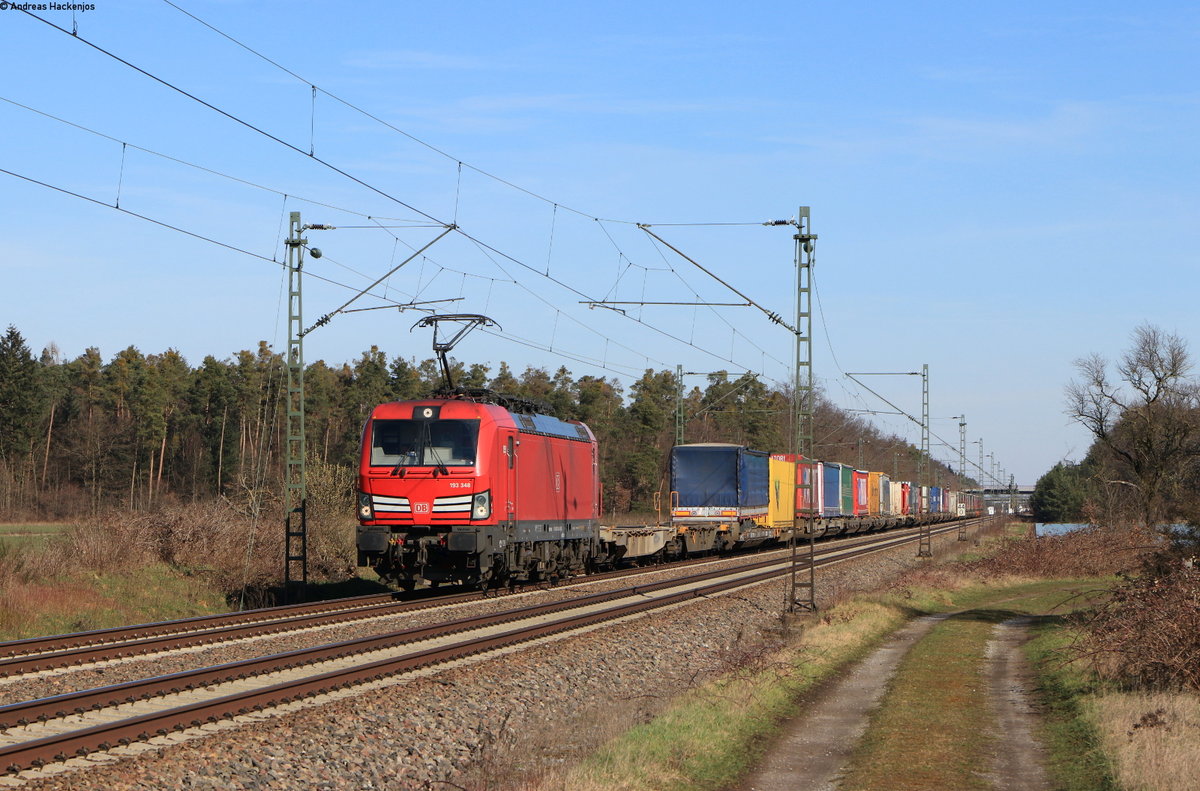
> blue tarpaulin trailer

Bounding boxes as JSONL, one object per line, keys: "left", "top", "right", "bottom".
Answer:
{"left": 821, "top": 462, "right": 845, "bottom": 517}
{"left": 670, "top": 444, "right": 769, "bottom": 521}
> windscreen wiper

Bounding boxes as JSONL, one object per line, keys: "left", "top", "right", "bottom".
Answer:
{"left": 426, "top": 445, "right": 450, "bottom": 476}
{"left": 417, "top": 420, "right": 449, "bottom": 475}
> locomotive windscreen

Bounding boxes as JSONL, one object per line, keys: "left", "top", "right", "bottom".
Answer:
{"left": 370, "top": 419, "right": 481, "bottom": 467}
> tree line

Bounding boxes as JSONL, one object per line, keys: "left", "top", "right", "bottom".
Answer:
{"left": 1032, "top": 324, "right": 1200, "bottom": 534}
{"left": 0, "top": 324, "right": 963, "bottom": 521}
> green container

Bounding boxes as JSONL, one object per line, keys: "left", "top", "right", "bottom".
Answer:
{"left": 840, "top": 465, "right": 853, "bottom": 514}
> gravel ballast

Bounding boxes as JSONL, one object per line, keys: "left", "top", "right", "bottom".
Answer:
{"left": 14, "top": 524, "right": 995, "bottom": 790}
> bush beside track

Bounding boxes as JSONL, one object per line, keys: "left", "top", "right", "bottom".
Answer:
{"left": 0, "top": 498, "right": 361, "bottom": 640}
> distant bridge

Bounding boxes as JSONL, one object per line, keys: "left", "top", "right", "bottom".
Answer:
{"left": 981, "top": 485, "right": 1033, "bottom": 514}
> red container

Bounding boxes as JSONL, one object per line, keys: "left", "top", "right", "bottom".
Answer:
{"left": 852, "top": 470, "right": 869, "bottom": 516}
{"left": 771, "top": 453, "right": 822, "bottom": 516}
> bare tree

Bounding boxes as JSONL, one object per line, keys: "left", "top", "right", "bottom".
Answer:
{"left": 1066, "top": 325, "right": 1200, "bottom": 528}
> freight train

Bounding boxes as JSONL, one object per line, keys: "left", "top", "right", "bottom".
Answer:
{"left": 355, "top": 393, "right": 983, "bottom": 590}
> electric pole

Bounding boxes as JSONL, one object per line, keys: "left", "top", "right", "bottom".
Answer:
{"left": 781, "top": 208, "right": 816, "bottom": 613}
{"left": 957, "top": 415, "right": 968, "bottom": 539}
{"left": 283, "top": 212, "right": 308, "bottom": 603}
{"left": 958, "top": 416, "right": 967, "bottom": 481}
{"left": 281, "top": 212, "right": 336, "bottom": 604}
{"left": 978, "top": 438, "right": 985, "bottom": 497}
{"left": 917, "top": 363, "right": 932, "bottom": 557}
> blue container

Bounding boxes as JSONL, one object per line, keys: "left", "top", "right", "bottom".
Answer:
{"left": 930, "top": 486, "right": 942, "bottom": 514}
{"left": 671, "top": 444, "right": 769, "bottom": 512}
{"left": 822, "top": 462, "right": 843, "bottom": 517}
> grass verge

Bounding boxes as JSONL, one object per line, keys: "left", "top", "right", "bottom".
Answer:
{"left": 1026, "top": 619, "right": 1200, "bottom": 791}
{"left": 1025, "top": 622, "right": 1118, "bottom": 791}
{"left": 0, "top": 563, "right": 226, "bottom": 640}
{"left": 1084, "top": 690, "right": 1200, "bottom": 791}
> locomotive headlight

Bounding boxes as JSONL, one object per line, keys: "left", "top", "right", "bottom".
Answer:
{"left": 358, "top": 492, "right": 374, "bottom": 520}
{"left": 472, "top": 491, "right": 491, "bottom": 520}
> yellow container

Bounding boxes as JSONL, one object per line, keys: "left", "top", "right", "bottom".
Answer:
{"left": 758, "top": 456, "right": 797, "bottom": 530}
{"left": 868, "top": 471, "right": 882, "bottom": 516}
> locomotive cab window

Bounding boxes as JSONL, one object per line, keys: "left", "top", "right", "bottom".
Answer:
{"left": 370, "top": 419, "right": 481, "bottom": 468}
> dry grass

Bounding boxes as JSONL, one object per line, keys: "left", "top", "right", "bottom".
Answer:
{"left": 0, "top": 496, "right": 359, "bottom": 636}
{"left": 0, "top": 575, "right": 102, "bottom": 637}
{"left": 1086, "top": 691, "right": 1200, "bottom": 791}
{"left": 960, "top": 522, "right": 1143, "bottom": 579}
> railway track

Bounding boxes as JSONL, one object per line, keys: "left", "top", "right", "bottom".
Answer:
{"left": 0, "top": 519, "right": 983, "bottom": 776}
{"left": 0, "top": 519, "right": 981, "bottom": 679}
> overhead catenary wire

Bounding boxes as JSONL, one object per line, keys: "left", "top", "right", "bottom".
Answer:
{"left": 161, "top": 1, "right": 777, "bottom": 235}
{"left": 0, "top": 95, "right": 427, "bottom": 226}
{"left": 12, "top": 7, "right": 916, "bottom": 428}
{"left": 635, "top": 228, "right": 791, "bottom": 371}
{"left": 94, "top": 8, "right": 803, "bottom": 382}
{"left": 638, "top": 225, "right": 796, "bottom": 333}
{"left": 302, "top": 225, "right": 457, "bottom": 336}
{"left": 16, "top": 9, "right": 800, "bottom": 391}
{"left": 3, "top": 22, "right": 994, "bottom": 487}
{"left": 451, "top": 227, "right": 771, "bottom": 376}
{"left": 356, "top": 216, "right": 678, "bottom": 372}
{"left": 0, "top": 165, "right": 454, "bottom": 320}
{"left": 1, "top": 159, "right": 667, "bottom": 385}
{"left": 843, "top": 372, "right": 992, "bottom": 483}
{"left": 158, "top": 0, "right": 606, "bottom": 223}
{"left": 20, "top": 9, "right": 446, "bottom": 226}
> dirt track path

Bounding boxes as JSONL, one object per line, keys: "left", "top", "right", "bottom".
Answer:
{"left": 983, "top": 617, "right": 1051, "bottom": 790}
{"left": 736, "top": 614, "right": 948, "bottom": 791}
{"left": 736, "top": 614, "right": 1050, "bottom": 791}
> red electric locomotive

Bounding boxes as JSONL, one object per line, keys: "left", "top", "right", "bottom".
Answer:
{"left": 356, "top": 394, "right": 601, "bottom": 589}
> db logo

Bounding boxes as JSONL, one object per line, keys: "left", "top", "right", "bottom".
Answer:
{"left": 413, "top": 502, "right": 431, "bottom": 514}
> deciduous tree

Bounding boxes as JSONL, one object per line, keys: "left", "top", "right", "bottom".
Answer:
{"left": 1066, "top": 324, "right": 1200, "bottom": 527}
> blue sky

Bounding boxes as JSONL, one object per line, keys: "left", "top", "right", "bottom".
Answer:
{"left": 2, "top": 1, "right": 1198, "bottom": 486}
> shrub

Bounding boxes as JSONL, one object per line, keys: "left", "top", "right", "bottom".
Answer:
{"left": 1074, "top": 559, "right": 1200, "bottom": 691}
{"left": 961, "top": 524, "right": 1142, "bottom": 579}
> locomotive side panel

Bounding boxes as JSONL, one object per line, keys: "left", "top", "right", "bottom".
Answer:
{"left": 511, "top": 424, "right": 598, "bottom": 539}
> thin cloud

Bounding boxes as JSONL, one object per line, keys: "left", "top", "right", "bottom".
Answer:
{"left": 907, "top": 101, "right": 1110, "bottom": 146}
{"left": 919, "top": 65, "right": 1021, "bottom": 84}
{"left": 344, "top": 50, "right": 497, "bottom": 71}
{"left": 761, "top": 101, "right": 1114, "bottom": 159}
{"left": 372, "top": 93, "right": 771, "bottom": 136}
